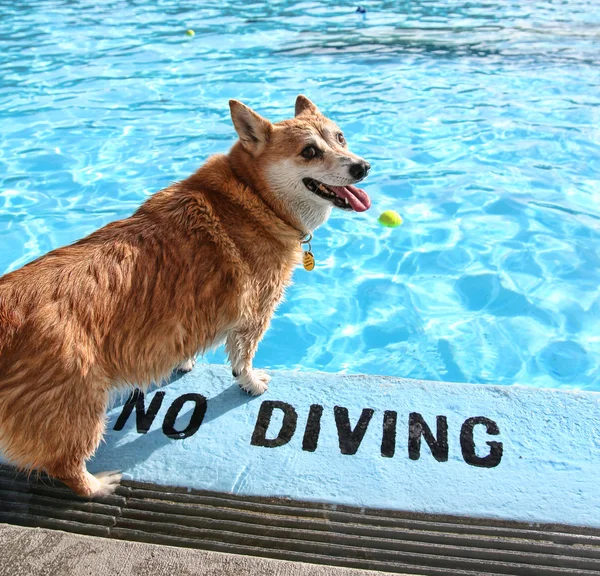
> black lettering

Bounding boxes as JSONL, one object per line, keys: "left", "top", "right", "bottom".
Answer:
{"left": 162, "top": 393, "right": 207, "bottom": 439}
{"left": 381, "top": 410, "right": 397, "bottom": 458}
{"left": 408, "top": 413, "right": 448, "bottom": 462}
{"left": 251, "top": 401, "right": 297, "bottom": 448}
{"left": 113, "top": 389, "right": 165, "bottom": 434}
{"left": 460, "top": 417, "right": 503, "bottom": 468}
{"left": 334, "top": 406, "right": 374, "bottom": 455}
{"left": 302, "top": 404, "right": 323, "bottom": 452}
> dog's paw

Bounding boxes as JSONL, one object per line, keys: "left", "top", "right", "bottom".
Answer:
{"left": 237, "top": 369, "right": 270, "bottom": 396}
{"left": 175, "top": 357, "right": 196, "bottom": 373}
{"left": 91, "top": 470, "right": 122, "bottom": 497}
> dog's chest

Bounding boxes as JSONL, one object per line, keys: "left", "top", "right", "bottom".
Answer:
{"left": 245, "top": 250, "right": 298, "bottom": 310}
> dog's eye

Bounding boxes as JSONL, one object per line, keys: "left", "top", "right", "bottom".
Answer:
{"left": 301, "top": 146, "right": 318, "bottom": 159}
{"left": 336, "top": 133, "right": 346, "bottom": 146}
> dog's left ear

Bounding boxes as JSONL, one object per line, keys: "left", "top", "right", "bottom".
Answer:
{"left": 229, "top": 100, "right": 273, "bottom": 155}
{"left": 295, "top": 95, "right": 320, "bottom": 117}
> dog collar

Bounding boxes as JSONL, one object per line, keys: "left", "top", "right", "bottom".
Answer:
{"left": 300, "top": 233, "right": 315, "bottom": 271}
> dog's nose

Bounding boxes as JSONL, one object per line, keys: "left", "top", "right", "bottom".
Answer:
{"left": 349, "top": 161, "right": 370, "bottom": 180}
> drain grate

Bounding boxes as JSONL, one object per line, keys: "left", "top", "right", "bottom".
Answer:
{"left": 1, "top": 464, "right": 599, "bottom": 575}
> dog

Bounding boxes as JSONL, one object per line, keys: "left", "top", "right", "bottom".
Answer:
{"left": 0, "top": 95, "right": 371, "bottom": 497}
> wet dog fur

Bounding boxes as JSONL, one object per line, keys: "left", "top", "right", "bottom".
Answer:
{"left": 0, "top": 95, "right": 370, "bottom": 497}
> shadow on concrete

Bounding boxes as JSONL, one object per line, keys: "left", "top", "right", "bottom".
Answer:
{"left": 91, "top": 371, "right": 258, "bottom": 474}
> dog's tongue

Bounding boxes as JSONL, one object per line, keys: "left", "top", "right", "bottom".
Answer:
{"left": 329, "top": 185, "right": 371, "bottom": 212}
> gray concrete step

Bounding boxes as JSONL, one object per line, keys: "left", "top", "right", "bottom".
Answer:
{"left": 0, "top": 524, "right": 396, "bottom": 576}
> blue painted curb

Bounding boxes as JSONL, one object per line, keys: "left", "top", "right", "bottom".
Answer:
{"left": 88, "top": 365, "right": 598, "bottom": 528}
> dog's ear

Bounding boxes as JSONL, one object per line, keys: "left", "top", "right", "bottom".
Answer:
{"left": 229, "top": 100, "right": 273, "bottom": 155}
{"left": 295, "top": 94, "right": 320, "bottom": 117}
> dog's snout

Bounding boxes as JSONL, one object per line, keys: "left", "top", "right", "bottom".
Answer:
{"left": 349, "top": 161, "right": 370, "bottom": 180}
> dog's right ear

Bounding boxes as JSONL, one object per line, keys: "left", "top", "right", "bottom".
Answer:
{"left": 295, "top": 95, "right": 320, "bottom": 117}
{"left": 229, "top": 100, "right": 273, "bottom": 155}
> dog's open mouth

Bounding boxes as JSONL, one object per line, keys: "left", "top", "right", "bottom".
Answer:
{"left": 303, "top": 178, "right": 371, "bottom": 212}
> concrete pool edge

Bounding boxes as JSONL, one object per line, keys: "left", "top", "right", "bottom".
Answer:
{"left": 1, "top": 364, "right": 599, "bottom": 530}
{"left": 85, "top": 364, "right": 600, "bottom": 530}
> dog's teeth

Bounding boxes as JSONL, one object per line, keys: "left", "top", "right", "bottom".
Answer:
{"left": 344, "top": 198, "right": 349, "bottom": 204}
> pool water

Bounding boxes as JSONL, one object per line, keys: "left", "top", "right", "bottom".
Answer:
{"left": 1, "top": 1, "right": 599, "bottom": 390}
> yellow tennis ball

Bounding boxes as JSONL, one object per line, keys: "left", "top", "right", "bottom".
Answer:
{"left": 378, "top": 210, "right": 403, "bottom": 228}
{"left": 186, "top": 29, "right": 195, "bottom": 36}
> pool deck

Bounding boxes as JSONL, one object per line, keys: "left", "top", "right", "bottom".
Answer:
{"left": 0, "top": 523, "right": 392, "bottom": 576}
{"left": 2, "top": 364, "right": 600, "bottom": 574}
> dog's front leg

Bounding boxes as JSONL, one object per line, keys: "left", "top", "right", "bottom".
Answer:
{"left": 226, "top": 323, "right": 270, "bottom": 396}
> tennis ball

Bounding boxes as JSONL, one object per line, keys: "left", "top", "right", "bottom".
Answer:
{"left": 378, "top": 210, "right": 403, "bottom": 228}
{"left": 186, "top": 29, "right": 195, "bottom": 36}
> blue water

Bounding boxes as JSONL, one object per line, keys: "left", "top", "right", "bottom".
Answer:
{"left": 1, "top": 1, "right": 599, "bottom": 390}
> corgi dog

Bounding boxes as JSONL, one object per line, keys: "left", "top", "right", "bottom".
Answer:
{"left": 0, "top": 95, "right": 371, "bottom": 497}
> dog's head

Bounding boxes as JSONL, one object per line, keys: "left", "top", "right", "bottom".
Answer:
{"left": 229, "top": 95, "right": 371, "bottom": 232}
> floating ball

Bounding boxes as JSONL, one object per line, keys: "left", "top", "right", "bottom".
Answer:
{"left": 186, "top": 29, "right": 195, "bottom": 36}
{"left": 378, "top": 210, "right": 403, "bottom": 228}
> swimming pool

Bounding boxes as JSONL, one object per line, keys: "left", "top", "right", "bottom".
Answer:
{"left": 1, "top": 0, "right": 599, "bottom": 390}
